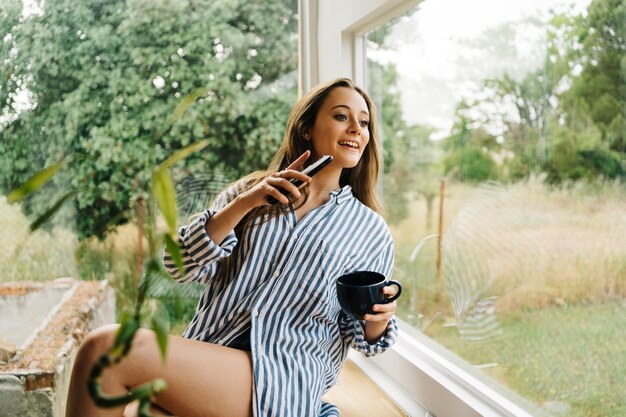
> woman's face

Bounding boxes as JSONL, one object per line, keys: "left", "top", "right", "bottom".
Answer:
{"left": 308, "top": 87, "right": 370, "bottom": 169}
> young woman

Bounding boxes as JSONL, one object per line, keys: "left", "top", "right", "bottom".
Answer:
{"left": 66, "top": 78, "right": 398, "bottom": 417}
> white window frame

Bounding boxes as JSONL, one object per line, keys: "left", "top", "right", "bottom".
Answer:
{"left": 300, "top": 1, "right": 543, "bottom": 415}
{"left": 299, "top": 0, "right": 421, "bottom": 91}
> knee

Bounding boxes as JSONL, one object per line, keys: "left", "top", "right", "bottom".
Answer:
{"left": 74, "top": 323, "right": 120, "bottom": 366}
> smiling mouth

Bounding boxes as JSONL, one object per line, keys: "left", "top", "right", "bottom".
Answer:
{"left": 338, "top": 140, "right": 359, "bottom": 150}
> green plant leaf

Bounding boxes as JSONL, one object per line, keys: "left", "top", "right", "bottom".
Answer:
{"left": 152, "top": 168, "right": 177, "bottom": 234}
{"left": 29, "top": 190, "right": 76, "bottom": 231}
{"left": 151, "top": 315, "right": 169, "bottom": 364}
{"left": 112, "top": 317, "right": 140, "bottom": 355}
{"left": 7, "top": 161, "right": 65, "bottom": 203}
{"left": 166, "top": 87, "right": 208, "bottom": 126}
{"left": 155, "top": 87, "right": 209, "bottom": 141}
{"left": 163, "top": 233, "right": 184, "bottom": 273}
{"left": 159, "top": 139, "right": 210, "bottom": 170}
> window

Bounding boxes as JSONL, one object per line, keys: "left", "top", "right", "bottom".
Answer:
{"left": 363, "top": 1, "right": 625, "bottom": 416}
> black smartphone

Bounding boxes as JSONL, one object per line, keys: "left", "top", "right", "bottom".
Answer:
{"left": 267, "top": 155, "right": 333, "bottom": 204}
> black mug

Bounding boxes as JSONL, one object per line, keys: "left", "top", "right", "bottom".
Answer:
{"left": 335, "top": 271, "right": 402, "bottom": 320}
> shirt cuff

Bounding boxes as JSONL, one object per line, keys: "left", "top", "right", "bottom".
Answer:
{"left": 178, "top": 209, "right": 238, "bottom": 266}
{"left": 351, "top": 317, "right": 398, "bottom": 357}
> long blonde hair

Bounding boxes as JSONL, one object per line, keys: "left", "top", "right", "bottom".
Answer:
{"left": 232, "top": 78, "right": 383, "bottom": 236}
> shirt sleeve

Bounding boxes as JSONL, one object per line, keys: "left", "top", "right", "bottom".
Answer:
{"left": 163, "top": 182, "right": 242, "bottom": 284}
{"left": 339, "top": 314, "right": 399, "bottom": 357}
{"left": 338, "top": 237, "right": 398, "bottom": 357}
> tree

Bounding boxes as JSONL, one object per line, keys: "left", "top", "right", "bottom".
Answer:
{"left": 443, "top": 103, "right": 497, "bottom": 183}
{"left": 447, "top": 1, "right": 625, "bottom": 182}
{"left": 0, "top": 0, "right": 298, "bottom": 239}
{"left": 366, "top": 60, "right": 431, "bottom": 224}
{"left": 565, "top": 0, "right": 625, "bottom": 153}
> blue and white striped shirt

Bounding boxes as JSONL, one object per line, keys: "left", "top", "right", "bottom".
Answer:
{"left": 164, "top": 183, "right": 397, "bottom": 417}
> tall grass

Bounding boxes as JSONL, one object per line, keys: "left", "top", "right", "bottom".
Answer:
{"left": 389, "top": 178, "right": 626, "bottom": 416}
{"left": 0, "top": 196, "right": 79, "bottom": 282}
{"left": 390, "top": 177, "right": 626, "bottom": 318}
{"left": 0, "top": 195, "right": 139, "bottom": 315}
{"left": 491, "top": 178, "right": 626, "bottom": 311}
{"left": 77, "top": 223, "right": 145, "bottom": 318}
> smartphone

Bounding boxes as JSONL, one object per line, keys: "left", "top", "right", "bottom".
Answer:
{"left": 267, "top": 155, "right": 333, "bottom": 204}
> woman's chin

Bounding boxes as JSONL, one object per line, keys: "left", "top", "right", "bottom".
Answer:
{"left": 338, "top": 162, "right": 360, "bottom": 172}
{"left": 332, "top": 153, "right": 362, "bottom": 169}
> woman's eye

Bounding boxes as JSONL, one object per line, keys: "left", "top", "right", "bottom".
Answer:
{"left": 334, "top": 114, "right": 347, "bottom": 121}
{"left": 359, "top": 120, "right": 369, "bottom": 127}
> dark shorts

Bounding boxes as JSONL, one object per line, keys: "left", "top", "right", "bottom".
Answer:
{"left": 226, "top": 327, "right": 251, "bottom": 351}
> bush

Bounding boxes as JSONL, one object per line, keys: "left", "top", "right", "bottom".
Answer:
{"left": 444, "top": 147, "right": 496, "bottom": 182}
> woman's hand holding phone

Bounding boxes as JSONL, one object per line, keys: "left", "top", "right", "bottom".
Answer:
{"left": 239, "top": 151, "right": 313, "bottom": 208}
{"left": 266, "top": 154, "right": 333, "bottom": 205}
{"left": 206, "top": 152, "right": 312, "bottom": 244}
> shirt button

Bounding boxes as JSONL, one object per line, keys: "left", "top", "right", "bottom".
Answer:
{"left": 273, "top": 270, "right": 281, "bottom": 277}
{"left": 253, "top": 309, "right": 259, "bottom": 317}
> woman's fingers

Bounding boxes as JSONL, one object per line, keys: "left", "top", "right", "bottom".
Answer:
{"left": 371, "top": 301, "right": 396, "bottom": 313}
{"left": 363, "top": 309, "right": 395, "bottom": 322}
{"left": 266, "top": 177, "right": 302, "bottom": 200}
{"left": 363, "top": 298, "right": 397, "bottom": 322}
{"left": 381, "top": 286, "right": 398, "bottom": 298}
{"left": 286, "top": 150, "right": 311, "bottom": 170}
{"left": 247, "top": 151, "right": 313, "bottom": 207}
{"left": 265, "top": 185, "right": 290, "bottom": 205}
{"left": 277, "top": 169, "right": 312, "bottom": 187}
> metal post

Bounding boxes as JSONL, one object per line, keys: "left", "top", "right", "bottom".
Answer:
{"left": 136, "top": 197, "right": 144, "bottom": 279}
{"left": 437, "top": 179, "right": 445, "bottom": 284}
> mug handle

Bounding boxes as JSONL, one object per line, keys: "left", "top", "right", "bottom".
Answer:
{"left": 383, "top": 280, "right": 402, "bottom": 303}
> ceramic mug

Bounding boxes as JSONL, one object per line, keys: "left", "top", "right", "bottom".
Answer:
{"left": 335, "top": 271, "right": 402, "bottom": 320}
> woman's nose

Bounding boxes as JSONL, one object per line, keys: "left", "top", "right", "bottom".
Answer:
{"left": 348, "top": 118, "right": 361, "bottom": 135}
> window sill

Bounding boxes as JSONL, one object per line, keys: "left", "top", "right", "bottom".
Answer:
{"left": 353, "top": 319, "right": 543, "bottom": 417}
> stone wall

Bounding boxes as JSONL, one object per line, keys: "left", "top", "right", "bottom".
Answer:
{"left": 0, "top": 279, "right": 115, "bottom": 417}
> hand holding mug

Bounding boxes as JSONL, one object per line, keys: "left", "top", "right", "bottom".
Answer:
{"left": 335, "top": 271, "right": 402, "bottom": 321}
{"left": 362, "top": 285, "right": 399, "bottom": 322}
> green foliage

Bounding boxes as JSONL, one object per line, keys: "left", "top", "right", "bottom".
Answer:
{"left": 578, "top": 148, "right": 624, "bottom": 178}
{"left": 0, "top": 0, "right": 22, "bottom": 108}
{"left": 7, "top": 160, "right": 67, "bottom": 202}
{"left": 8, "top": 135, "right": 207, "bottom": 413}
{"left": 440, "top": 0, "right": 625, "bottom": 184}
{"left": 546, "top": 108, "right": 624, "bottom": 182}
{"left": 444, "top": 147, "right": 495, "bottom": 182}
{"left": 565, "top": 0, "right": 625, "bottom": 152}
{"left": 0, "top": 0, "right": 297, "bottom": 239}
{"left": 367, "top": 60, "right": 443, "bottom": 225}
{"left": 367, "top": 60, "right": 407, "bottom": 173}
{"left": 151, "top": 315, "right": 169, "bottom": 363}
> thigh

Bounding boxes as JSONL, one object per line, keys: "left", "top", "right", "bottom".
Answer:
{"left": 104, "top": 327, "right": 253, "bottom": 417}
{"left": 123, "top": 401, "right": 171, "bottom": 417}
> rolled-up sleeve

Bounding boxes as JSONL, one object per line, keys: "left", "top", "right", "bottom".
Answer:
{"left": 163, "top": 182, "right": 242, "bottom": 284}
{"left": 340, "top": 315, "right": 398, "bottom": 357}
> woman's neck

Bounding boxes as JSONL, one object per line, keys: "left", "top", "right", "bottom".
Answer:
{"left": 307, "top": 166, "right": 341, "bottom": 197}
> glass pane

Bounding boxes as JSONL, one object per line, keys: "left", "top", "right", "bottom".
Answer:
{"left": 1, "top": 0, "right": 298, "bottom": 323}
{"left": 366, "top": 0, "right": 625, "bottom": 416}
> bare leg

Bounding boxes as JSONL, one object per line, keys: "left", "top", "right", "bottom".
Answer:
{"left": 123, "top": 401, "right": 171, "bottom": 417}
{"left": 66, "top": 324, "right": 253, "bottom": 417}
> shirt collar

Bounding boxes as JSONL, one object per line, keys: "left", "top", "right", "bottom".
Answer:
{"left": 329, "top": 185, "right": 353, "bottom": 205}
